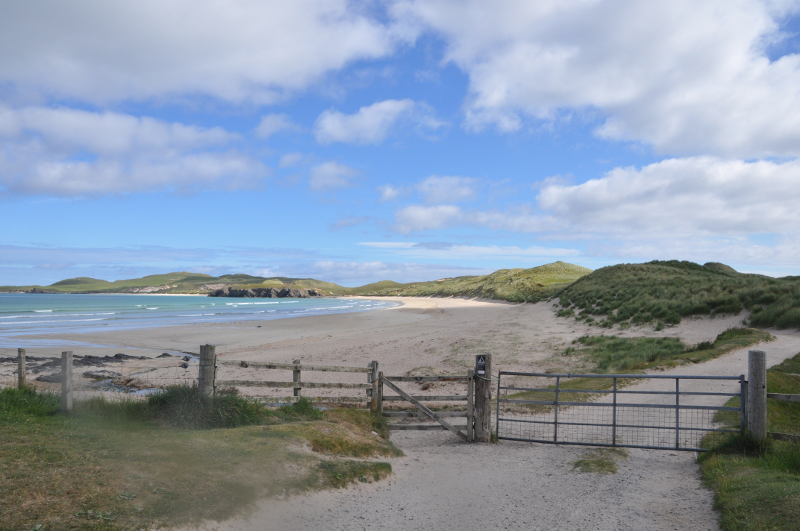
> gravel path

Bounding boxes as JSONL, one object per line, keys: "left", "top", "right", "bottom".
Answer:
{"left": 189, "top": 331, "right": 800, "bottom": 531}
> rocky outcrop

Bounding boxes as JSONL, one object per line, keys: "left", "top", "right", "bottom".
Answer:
{"left": 208, "top": 287, "right": 324, "bottom": 298}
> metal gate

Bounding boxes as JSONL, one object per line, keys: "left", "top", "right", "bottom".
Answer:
{"left": 495, "top": 372, "right": 746, "bottom": 452}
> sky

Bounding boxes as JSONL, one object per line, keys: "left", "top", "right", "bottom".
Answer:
{"left": 2, "top": 0, "right": 800, "bottom": 287}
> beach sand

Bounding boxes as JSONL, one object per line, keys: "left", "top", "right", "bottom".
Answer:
{"left": 6, "top": 297, "right": 799, "bottom": 530}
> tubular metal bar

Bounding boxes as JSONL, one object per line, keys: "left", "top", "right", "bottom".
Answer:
{"left": 495, "top": 373, "right": 501, "bottom": 442}
{"left": 496, "top": 436, "right": 710, "bottom": 453}
{"left": 740, "top": 375, "right": 747, "bottom": 435}
{"left": 499, "top": 399, "right": 740, "bottom": 411}
{"left": 497, "top": 417, "right": 741, "bottom": 433}
{"left": 498, "top": 371, "right": 743, "bottom": 380}
{"left": 612, "top": 377, "right": 617, "bottom": 447}
{"left": 554, "top": 376, "right": 560, "bottom": 442}
{"left": 498, "top": 386, "right": 739, "bottom": 397}
{"left": 675, "top": 379, "right": 680, "bottom": 450}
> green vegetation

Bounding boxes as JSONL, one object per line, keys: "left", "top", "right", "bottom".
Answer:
{"left": 572, "top": 448, "right": 628, "bottom": 474}
{"left": 700, "top": 351, "right": 800, "bottom": 531}
{"left": 570, "top": 327, "right": 772, "bottom": 373}
{"left": 347, "top": 261, "right": 592, "bottom": 302}
{"left": 556, "top": 260, "right": 800, "bottom": 330}
{"left": 0, "top": 388, "right": 399, "bottom": 530}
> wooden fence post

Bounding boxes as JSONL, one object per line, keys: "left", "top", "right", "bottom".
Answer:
{"left": 369, "top": 361, "right": 379, "bottom": 412}
{"left": 17, "top": 348, "right": 26, "bottom": 389}
{"left": 466, "top": 369, "right": 474, "bottom": 442}
{"left": 293, "top": 359, "right": 302, "bottom": 397}
{"left": 61, "top": 351, "right": 73, "bottom": 413}
{"left": 474, "top": 354, "right": 492, "bottom": 442}
{"left": 198, "top": 344, "right": 217, "bottom": 396}
{"left": 748, "top": 350, "right": 767, "bottom": 441}
{"left": 377, "top": 371, "right": 384, "bottom": 414}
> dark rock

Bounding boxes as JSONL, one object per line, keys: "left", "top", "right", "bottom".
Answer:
{"left": 179, "top": 362, "right": 189, "bottom": 369}
{"left": 157, "top": 353, "right": 173, "bottom": 358}
{"left": 35, "top": 372, "right": 62, "bottom": 383}
{"left": 208, "top": 286, "right": 324, "bottom": 299}
{"left": 83, "top": 370, "right": 122, "bottom": 379}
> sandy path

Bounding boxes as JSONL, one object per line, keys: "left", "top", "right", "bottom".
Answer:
{"left": 185, "top": 331, "right": 800, "bottom": 531}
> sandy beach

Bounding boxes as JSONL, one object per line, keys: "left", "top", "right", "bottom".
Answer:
{"left": 4, "top": 296, "right": 799, "bottom": 530}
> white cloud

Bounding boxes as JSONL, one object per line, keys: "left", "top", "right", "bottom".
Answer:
{"left": 0, "top": 106, "right": 267, "bottom": 196}
{"left": 0, "top": 1, "right": 414, "bottom": 104}
{"left": 314, "top": 99, "right": 443, "bottom": 144}
{"left": 378, "top": 184, "right": 404, "bottom": 202}
{"left": 393, "top": 204, "right": 464, "bottom": 234}
{"left": 279, "top": 152, "right": 307, "bottom": 168}
{"left": 396, "top": 0, "right": 800, "bottom": 157}
{"left": 303, "top": 260, "right": 488, "bottom": 284}
{"left": 359, "top": 241, "right": 580, "bottom": 260}
{"left": 309, "top": 161, "right": 360, "bottom": 191}
{"left": 417, "top": 175, "right": 477, "bottom": 203}
{"left": 255, "top": 114, "right": 301, "bottom": 138}
{"left": 536, "top": 156, "right": 800, "bottom": 236}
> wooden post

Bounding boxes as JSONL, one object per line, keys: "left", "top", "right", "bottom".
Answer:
{"left": 370, "top": 361, "right": 379, "bottom": 412}
{"left": 17, "top": 348, "right": 26, "bottom": 389}
{"left": 377, "top": 371, "right": 384, "bottom": 414}
{"left": 198, "top": 344, "right": 217, "bottom": 396}
{"left": 474, "top": 354, "right": 492, "bottom": 442}
{"left": 466, "top": 369, "right": 474, "bottom": 442}
{"left": 748, "top": 350, "right": 767, "bottom": 441}
{"left": 61, "top": 351, "right": 73, "bottom": 413}
{"left": 293, "top": 359, "right": 301, "bottom": 397}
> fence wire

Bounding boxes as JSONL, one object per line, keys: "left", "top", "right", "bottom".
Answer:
{"left": 496, "top": 372, "right": 744, "bottom": 452}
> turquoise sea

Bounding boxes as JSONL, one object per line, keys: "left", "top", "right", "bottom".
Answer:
{"left": 0, "top": 293, "right": 397, "bottom": 348}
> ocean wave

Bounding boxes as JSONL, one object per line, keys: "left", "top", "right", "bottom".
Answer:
{"left": 146, "top": 307, "right": 159, "bottom": 310}
{"left": 1, "top": 318, "right": 108, "bottom": 325}
{"left": 33, "top": 310, "right": 53, "bottom": 313}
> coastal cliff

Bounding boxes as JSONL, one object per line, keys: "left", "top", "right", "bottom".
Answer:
{"left": 208, "top": 287, "right": 325, "bottom": 298}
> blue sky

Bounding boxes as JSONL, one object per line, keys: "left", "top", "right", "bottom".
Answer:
{"left": 2, "top": 0, "right": 800, "bottom": 286}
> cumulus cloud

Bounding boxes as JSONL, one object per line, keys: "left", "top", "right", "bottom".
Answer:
{"left": 378, "top": 184, "right": 404, "bottom": 202}
{"left": 417, "top": 175, "right": 477, "bottom": 203}
{"left": 392, "top": 204, "right": 464, "bottom": 233}
{"left": 255, "top": 114, "right": 302, "bottom": 138}
{"left": 536, "top": 156, "right": 800, "bottom": 236}
{"left": 309, "top": 161, "right": 360, "bottom": 191}
{"left": 314, "top": 99, "right": 443, "bottom": 144}
{"left": 359, "top": 241, "right": 580, "bottom": 260}
{"left": 396, "top": 0, "right": 800, "bottom": 157}
{"left": 0, "top": 106, "right": 267, "bottom": 196}
{"left": 0, "top": 0, "right": 413, "bottom": 104}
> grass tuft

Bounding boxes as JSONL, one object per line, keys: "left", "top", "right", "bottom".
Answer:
{"left": 572, "top": 448, "right": 628, "bottom": 474}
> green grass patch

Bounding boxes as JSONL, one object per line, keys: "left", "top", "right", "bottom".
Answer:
{"left": 570, "top": 328, "right": 771, "bottom": 373}
{"left": 700, "top": 351, "right": 800, "bottom": 530}
{"left": 345, "top": 261, "right": 592, "bottom": 303}
{"left": 556, "top": 260, "right": 800, "bottom": 330}
{"left": 0, "top": 388, "right": 397, "bottom": 530}
{"left": 572, "top": 448, "right": 628, "bottom": 474}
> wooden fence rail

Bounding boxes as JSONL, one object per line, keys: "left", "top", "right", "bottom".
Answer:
{"left": 767, "top": 393, "right": 800, "bottom": 404}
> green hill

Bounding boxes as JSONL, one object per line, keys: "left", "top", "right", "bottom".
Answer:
{"left": 555, "top": 260, "right": 800, "bottom": 329}
{"left": 344, "top": 261, "right": 593, "bottom": 302}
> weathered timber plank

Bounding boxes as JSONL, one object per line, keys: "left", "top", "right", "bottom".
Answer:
{"left": 388, "top": 424, "right": 469, "bottom": 431}
{"left": 382, "top": 395, "right": 468, "bottom": 402}
{"left": 247, "top": 396, "right": 368, "bottom": 405}
{"left": 384, "top": 376, "right": 470, "bottom": 383}
{"left": 770, "top": 432, "right": 800, "bottom": 443}
{"left": 218, "top": 360, "right": 371, "bottom": 373}
{"left": 767, "top": 393, "right": 800, "bottom": 403}
{"left": 216, "top": 380, "right": 371, "bottom": 389}
{"left": 383, "top": 411, "right": 467, "bottom": 418}
{"left": 382, "top": 379, "right": 469, "bottom": 442}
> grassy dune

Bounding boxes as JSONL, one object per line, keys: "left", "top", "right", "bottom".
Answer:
{"left": 556, "top": 260, "right": 800, "bottom": 330}
{"left": 346, "top": 261, "right": 593, "bottom": 302}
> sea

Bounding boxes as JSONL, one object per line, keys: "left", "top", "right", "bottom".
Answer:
{"left": 0, "top": 293, "right": 398, "bottom": 349}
